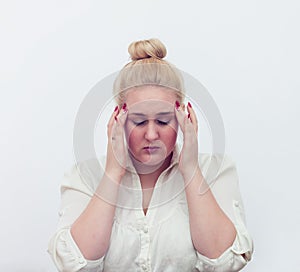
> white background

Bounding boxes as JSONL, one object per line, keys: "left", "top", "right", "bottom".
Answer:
{"left": 1, "top": 0, "right": 299, "bottom": 271}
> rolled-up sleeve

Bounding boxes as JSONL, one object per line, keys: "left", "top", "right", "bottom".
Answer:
{"left": 48, "top": 160, "right": 106, "bottom": 272}
{"left": 195, "top": 155, "right": 254, "bottom": 271}
{"left": 48, "top": 227, "right": 104, "bottom": 272}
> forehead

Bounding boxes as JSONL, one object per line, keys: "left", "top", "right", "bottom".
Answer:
{"left": 125, "top": 85, "right": 177, "bottom": 107}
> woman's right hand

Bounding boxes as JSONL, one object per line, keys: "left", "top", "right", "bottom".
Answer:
{"left": 105, "top": 103, "right": 128, "bottom": 182}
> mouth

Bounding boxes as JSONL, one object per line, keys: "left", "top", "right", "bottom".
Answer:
{"left": 143, "top": 146, "right": 160, "bottom": 151}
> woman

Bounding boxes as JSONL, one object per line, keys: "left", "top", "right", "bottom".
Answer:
{"left": 48, "top": 39, "right": 253, "bottom": 272}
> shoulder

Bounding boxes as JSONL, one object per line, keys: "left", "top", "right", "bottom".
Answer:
{"left": 198, "top": 153, "right": 237, "bottom": 185}
{"left": 61, "top": 155, "right": 107, "bottom": 196}
{"left": 198, "top": 153, "right": 236, "bottom": 171}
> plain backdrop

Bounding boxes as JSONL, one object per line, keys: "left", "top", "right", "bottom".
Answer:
{"left": 1, "top": 0, "right": 299, "bottom": 271}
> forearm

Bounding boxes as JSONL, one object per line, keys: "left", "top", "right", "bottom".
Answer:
{"left": 70, "top": 172, "right": 121, "bottom": 260}
{"left": 184, "top": 167, "right": 237, "bottom": 259}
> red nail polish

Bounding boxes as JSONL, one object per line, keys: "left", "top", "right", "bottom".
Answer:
{"left": 122, "top": 103, "right": 127, "bottom": 110}
{"left": 188, "top": 113, "right": 190, "bottom": 119}
{"left": 175, "top": 100, "right": 180, "bottom": 109}
{"left": 188, "top": 102, "right": 192, "bottom": 108}
{"left": 114, "top": 116, "right": 118, "bottom": 121}
{"left": 114, "top": 106, "right": 119, "bottom": 112}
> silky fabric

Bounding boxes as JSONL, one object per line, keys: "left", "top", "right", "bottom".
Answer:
{"left": 48, "top": 144, "right": 253, "bottom": 272}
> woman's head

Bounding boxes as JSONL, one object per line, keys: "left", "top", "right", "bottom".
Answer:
{"left": 113, "top": 38, "right": 184, "bottom": 167}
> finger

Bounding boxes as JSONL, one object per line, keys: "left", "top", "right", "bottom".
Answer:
{"left": 110, "top": 104, "right": 128, "bottom": 168}
{"left": 117, "top": 103, "right": 128, "bottom": 126}
{"left": 174, "top": 101, "right": 186, "bottom": 132}
{"left": 111, "top": 103, "right": 128, "bottom": 140}
{"left": 107, "top": 105, "right": 120, "bottom": 136}
{"left": 187, "top": 102, "right": 198, "bottom": 133}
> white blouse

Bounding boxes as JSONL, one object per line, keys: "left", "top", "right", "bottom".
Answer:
{"left": 48, "top": 145, "right": 253, "bottom": 272}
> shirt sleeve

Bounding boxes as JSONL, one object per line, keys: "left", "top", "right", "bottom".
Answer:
{"left": 195, "top": 155, "right": 254, "bottom": 272}
{"left": 47, "top": 160, "right": 105, "bottom": 272}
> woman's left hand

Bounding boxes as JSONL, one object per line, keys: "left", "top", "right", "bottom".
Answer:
{"left": 174, "top": 101, "right": 200, "bottom": 182}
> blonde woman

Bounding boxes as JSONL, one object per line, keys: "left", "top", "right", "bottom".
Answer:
{"left": 48, "top": 39, "right": 253, "bottom": 272}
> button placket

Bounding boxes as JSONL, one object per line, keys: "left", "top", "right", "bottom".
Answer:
{"left": 138, "top": 258, "right": 146, "bottom": 264}
{"left": 135, "top": 218, "right": 151, "bottom": 271}
{"left": 143, "top": 226, "right": 149, "bottom": 233}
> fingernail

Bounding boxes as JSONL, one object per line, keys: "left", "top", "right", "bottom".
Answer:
{"left": 175, "top": 100, "right": 180, "bottom": 109}
{"left": 188, "top": 102, "right": 192, "bottom": 108}
{"left": 188, "top": 113, "right": 190, "bottom": 119}
{"left": 122, "top": 103, "right": 127, "bottom": 111}
{"left": 114, "top": 106, "right": 119, "bottom": 112}
{"left": 114, "top": 116, "right": 118, "bottom": 121}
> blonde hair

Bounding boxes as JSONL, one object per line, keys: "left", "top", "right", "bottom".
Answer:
{"left": 113, "top": 38, "right": 185, "bottom": 107}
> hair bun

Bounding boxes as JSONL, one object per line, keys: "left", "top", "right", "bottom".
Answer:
{"left": 128, "top": 38, "right": 167, "bottom": 61}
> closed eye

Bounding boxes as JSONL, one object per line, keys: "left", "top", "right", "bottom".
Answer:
{"left": 156, "top": 120, "right": 169, "bottom": 125}
{"left": 133, "top": 120, "right": 147, "bottom": 126}
{"left": 132, "top": 120, "right": 170, "bottom": 126}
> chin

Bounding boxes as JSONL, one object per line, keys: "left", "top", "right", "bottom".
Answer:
{"left": 139, "top": 148, "right": 172, "bottom": 166}
{"left": 141, "top": 154, "right": 165, "bottom": 166}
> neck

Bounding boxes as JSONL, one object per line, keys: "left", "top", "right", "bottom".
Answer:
{"left": 129, "top": 151, "right": 173, "bottom": 189}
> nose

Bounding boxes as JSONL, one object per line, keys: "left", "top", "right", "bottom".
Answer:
{"left": 144, "top": 121, "right": 159, "bottom": 141}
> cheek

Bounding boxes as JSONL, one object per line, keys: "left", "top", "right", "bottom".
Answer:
{"left": 162, "top": 126, "right": 178, "bottom": 146}
{"left": 125, "top": 125, "right": 141, "bottom": 148}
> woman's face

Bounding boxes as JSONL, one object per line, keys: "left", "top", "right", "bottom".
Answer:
{"left": 124, "top": 85, "right": 179, "bottom": 166}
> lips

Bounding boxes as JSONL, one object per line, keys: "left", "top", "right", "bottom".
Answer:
{"left": 143, "top": 146, "right": 160, "bottom": 150}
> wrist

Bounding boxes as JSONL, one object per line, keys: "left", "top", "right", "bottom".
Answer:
{"left": 181, "top": 165, "right": 202, "bottom": 183}
{"left": 105, "top": 168, "right": 125, "bottom": 183}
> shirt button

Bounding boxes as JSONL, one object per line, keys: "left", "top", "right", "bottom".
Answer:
{"left": 143, "top": 226, "right": 148, "bottom": 233}
{"left": 141, "top": 264, "right": 148, "bottom": 271}
{"left": 234, "top": 201, "right": 239, "bottom": 207}
{"left": 204, "top": 264, "right": 208, "bottom": 268}
{"left": 233, "top": 245, "right": 239, "bottom": 252}
{"left": 78, "top": 258, "right": 85, "bottom": 264}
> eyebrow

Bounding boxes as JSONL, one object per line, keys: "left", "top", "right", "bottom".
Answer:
{"left": 128, "top": 112, "right": 174, "bottom": 117}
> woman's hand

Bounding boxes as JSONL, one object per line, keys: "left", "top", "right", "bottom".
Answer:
{"left": 105, "top": 104, "right": 128, "bottom": 182}
{"left": 174, "top": 101, "right": 200, "bottom": 182}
